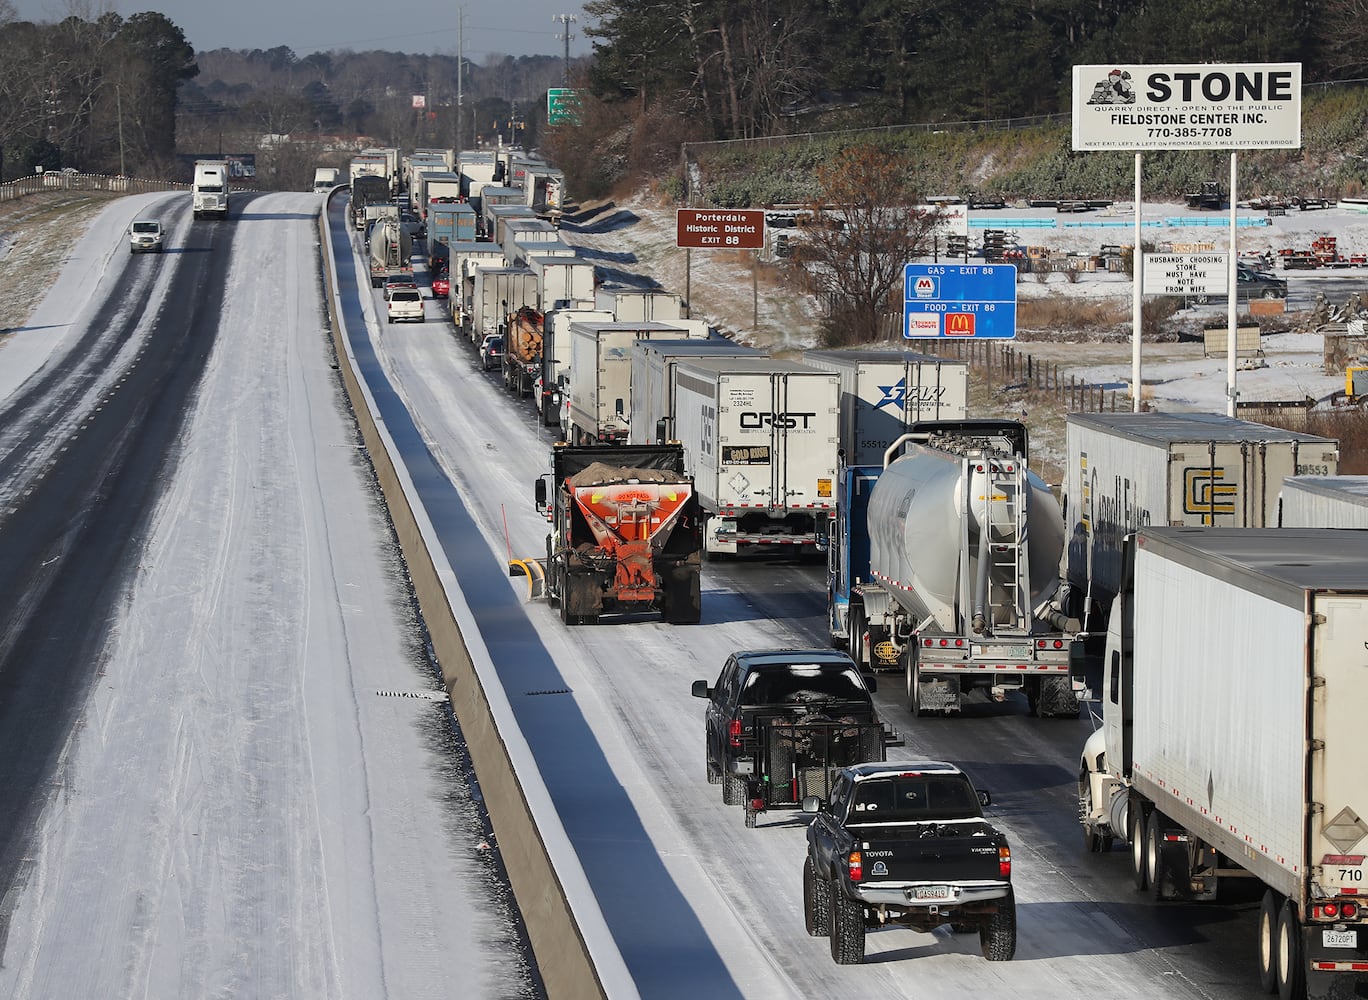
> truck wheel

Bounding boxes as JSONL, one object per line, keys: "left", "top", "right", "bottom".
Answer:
{"left": 744, "top": 800, "right": 759, "bottom": 828}
{"left": 1079, "top": 774, "right": 1113, "bottom": 853}
{"left": 848, "top": 606, "right": 867, "bottom": 671}
{"left": 723, "top": 774, "right": 745, "bottom": 807}
{"left": 706, "top": 733, "right": 722, "bottom": 785}
{"left": 980, "top": 889, "right": 1017, "bottom": 961}
{"left": 1130, "top": 807, "right": 1148, "bottom": 890}
{"left": 1145, "top": 810, "right": 1170, "bottom": 899}
{"left": 803, "top": 857, "right": 830, "bottom": 937}
{"left": 1275, "top": 899, "right": 1302, "bottom": 1000}
{"left": 828, "top": 881, "right": 865, "bottom": 964}
{"left": 1037, "top": 675, "right": 1078, "bottom": 719}
{"left": 1257, "top": 889, "right": 1280, "bottom": 993}
{"left": 906, "top": 655, "right": 924, "bottom": 717}
{"left": 661, "top": 566, "right": 701, "bottom": 625}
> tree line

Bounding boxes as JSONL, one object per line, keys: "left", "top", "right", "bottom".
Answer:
{"left": 0, "top": 2, "right": 574, "bottom": 185}
{"left": 582, "top": 0, "right": 1365, "bottom": 140}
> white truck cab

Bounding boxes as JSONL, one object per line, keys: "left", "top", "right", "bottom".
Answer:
{"left": 192, "top": 160, "right": 230, "bottom": 219}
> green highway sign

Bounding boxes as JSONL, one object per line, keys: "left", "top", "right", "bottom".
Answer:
{"left": 547, "top": 88, "right": 581, "bottom": 125}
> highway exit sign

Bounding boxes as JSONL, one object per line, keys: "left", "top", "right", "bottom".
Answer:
{"left": 903, "top": 263, "right": 1018, "bottom": 339}
{"left": 547, "top": 88, "right": 580, "bottom": 125}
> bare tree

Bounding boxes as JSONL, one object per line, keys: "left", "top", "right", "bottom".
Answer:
{"left": 798, "top": 144, "right": 941, "bottom": 346}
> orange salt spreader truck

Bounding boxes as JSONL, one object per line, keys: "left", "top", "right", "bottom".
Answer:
{"left": 528, "top": 442, "right": 703, "bottom": 625}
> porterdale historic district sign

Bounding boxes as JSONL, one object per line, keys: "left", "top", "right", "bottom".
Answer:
{"left": 1071, "top": 63, "right": 1301, "bottom": 151}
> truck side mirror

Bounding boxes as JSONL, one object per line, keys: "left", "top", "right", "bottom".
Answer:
{"left": 977, "top": 790, "right": 992, "bottom": 807}
{"left": 534, "top": 475, "right": 548, "bottom": 510}
{"left": 690, "top": 680, "right": 710, "bottom": 699}
{"left": 864, "top": 676, "right": 877, "bottom": 694}
{"left": 801, "top": 795, "right": 824, "bottom": 814}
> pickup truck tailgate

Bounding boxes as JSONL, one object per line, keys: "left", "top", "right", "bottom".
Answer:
{"left": 847, "top": 820, "right": 1004, "bottom": 883}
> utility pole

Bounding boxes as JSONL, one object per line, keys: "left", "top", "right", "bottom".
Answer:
{"left": 552, "top": 13, "right": 576, "bottom": 86}
{"left": 455, "top": 7, "right": 464, "bottom": 153}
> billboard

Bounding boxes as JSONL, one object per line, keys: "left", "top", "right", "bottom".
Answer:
{"left": 1072, "top": 63, "right": 1301, "bottom": 151}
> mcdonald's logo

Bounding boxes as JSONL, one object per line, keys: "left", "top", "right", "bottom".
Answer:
{"left": 945, "top": 312, "right": 976, "bottom": 337}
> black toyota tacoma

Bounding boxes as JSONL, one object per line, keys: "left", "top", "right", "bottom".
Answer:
{"left": 803, "top": 761, "right": 1015, "bottom": 964}
{"left": 692, "top": 648, "right": 899, "bottom": 828}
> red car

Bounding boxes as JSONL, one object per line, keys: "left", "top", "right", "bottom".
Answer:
{"left": 431, "top": 272, "right": 450, "bottom": 298}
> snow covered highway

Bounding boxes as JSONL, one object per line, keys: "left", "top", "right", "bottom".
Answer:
{"left": 0, "top": 187, "right": 1282, "bottom": 999}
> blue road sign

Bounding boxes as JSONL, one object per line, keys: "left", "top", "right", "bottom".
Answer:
{"left": 903, "top": 263, "right": 1018, "bottom": 339}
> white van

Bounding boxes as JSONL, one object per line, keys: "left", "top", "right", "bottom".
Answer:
{"left": 312, "top": 166, "right": 341, "bottom": 194}
{"left": 192, "top": 160, "right": 230, "bottom": 219}
{"left": 128, "top": 219, "right": 164, "bottom": 253}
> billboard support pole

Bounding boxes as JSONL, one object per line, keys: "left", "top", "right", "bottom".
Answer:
{"left": 1132, "top": 152, "right": 1142, "bottom": 413}
{"left": 1227, "top": 151, "right": 1239, "bottom": 417}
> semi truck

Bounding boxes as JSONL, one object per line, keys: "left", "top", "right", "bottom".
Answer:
{"left": 670, "top": 357, "right": 840, "bottom": 558}
{"left": 191, "top": 159, "right": 230, "bottom": 219}
{"left": 534, "top": 442, "right": 703, "bottom": 625}
{"left": 1078, "top": 527, "right": 1368, "bottom": 1000}
{"left": 802, "top": 349, "right": 970, "bottom": 465}
{"left": 466, "top": 266, "right": 537, "bottom": 344}
{"left": 367, "top": 217, "right": 413, "bottom": 288}
{"left": 595, "top": 286, "right": 683, "bottom": 323}
{"left": 427, "top": 200, "right": 478, "bottom": 249}
{"left": 350, "top": 175, "right": 389, "bottom": 231}
{"left": 541, "top": 309, "right": 614, "bottom": 429}
{"left": 530, "top": 255, "right": 595, "bottom": 312}
{"left": 629, "top": 339, "right": 767, "bottom": 445}
{"left": 312, "top": 166, "right": 341, "bottom": 193}
{"left": 448, "top": 244, "right": 504, "bottom": 328}
{"left": 829, "top": 420, "right": 1078, "bottom": 717}
{"left": 502, "top": 305, "right": 543, "bottom": 398}
{"left": 1058, "top": 413, "right": 1339, "bottom": 687}
{"left": 566, "top": 320, "right": 692, "bottom": 445}
{"left": 1279, "top": 475, "right": 1368, "bottom": 527}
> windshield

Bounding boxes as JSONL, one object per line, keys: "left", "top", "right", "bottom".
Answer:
{"left": 848, "top": 775, "right": 981, "bottom": 823}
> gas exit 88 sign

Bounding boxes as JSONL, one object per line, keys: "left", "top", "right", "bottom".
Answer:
{"left": 903, "top": 263, "right": 1018, "bottom": 339}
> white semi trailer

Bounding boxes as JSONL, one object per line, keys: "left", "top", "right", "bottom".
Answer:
{"left": 670, "top": 357, "right": 840, "bottom": 557}
{"left": 1079, "top": 527, "right": 1368, "bottom": 1000}
{"left": 1280, "top": 475, "right": 1368, "bottom": 527}
{"left": 803, "top": 349, "right": 970, "bottom": 465}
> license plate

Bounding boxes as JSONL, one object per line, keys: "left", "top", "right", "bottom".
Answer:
{"left": 974, "top": 644, "right": 1031, "bottom": 661}
{"left": 909, "top": 885, "right": 951, "bottom": 900}
{"left": 1324, "top": 929, "right": 1357, "bottom": 948}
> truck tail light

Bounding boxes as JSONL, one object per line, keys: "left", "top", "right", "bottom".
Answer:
{"left": 1315, "top": 901, "right": 1358, "bottom": 920}
{"left": 728, "top": 719, "right": 742, "bottom": 748}
{"left": 999, "top": 846, "right": 1012, "bottom": 877}
{"left": 847, "top": 851, "right": 863, "bottom": 883}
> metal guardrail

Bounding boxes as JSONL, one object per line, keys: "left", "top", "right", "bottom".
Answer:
{"left": 0, "top": 172, "right": 188, "bottom": 204}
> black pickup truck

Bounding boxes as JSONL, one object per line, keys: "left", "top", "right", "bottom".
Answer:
{"left": 692, "top": 649, "right": 899, "bottom": 828}
{"left": 803, "top": 761, "right": 1015, "bottom": 964}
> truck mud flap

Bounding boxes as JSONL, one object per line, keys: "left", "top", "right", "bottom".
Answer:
{"left": 508, "top": 557, "right": 548, "bottom": 599}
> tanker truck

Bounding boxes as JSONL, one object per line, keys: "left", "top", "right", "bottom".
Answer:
{"left": 1078, "top": 527, "right": 1368, "bottom": 1000}
{"left": 502, "top": 305, "right": 543, "bottom": 398}
{"left": 533, "top": 443, "right": 703, "bottom": 625}
{"left": 367, "top": 216, "right": 413, "bottom": 289}
{"left": 828, "top": 420, "right": 1079, "bottom": 717}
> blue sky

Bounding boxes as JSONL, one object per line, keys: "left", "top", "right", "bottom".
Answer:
{"left": 9, "top": 1, "right": 592, "bottom": 59}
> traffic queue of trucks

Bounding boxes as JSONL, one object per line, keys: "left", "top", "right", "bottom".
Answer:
{"left": 342, "top": 146, "right": 1368, "bottom": 995}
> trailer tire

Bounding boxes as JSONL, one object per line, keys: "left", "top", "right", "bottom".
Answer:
{"left": 803, "top": 857, "right": 830, "bottom": 937}
{"left": 1257, "top": 889, "right": 1280, "bottom": 994}
{"left": 980, "top": 889, "right": 1017, "bottom": 961}
{"left": 828, "top": 881, "right": 865, "bottom": 964}
{"left": 723, "top": 774, "right": 745, "bottom": 807}
{"left": 1037, "top": 675, "right": 1078, "bottom": 719}
{"left": 1145, "top": 810, "right": 1173, "bottom": 900}
{"left": 1130, "top": 807, "right": 1149, "bottom": 890}
{"left": 744, "top": 799, "right": 759, "bottom": 828}
{"left": 905, "top": 652, "right": 924, "bottom": 717}
{"left": 1275, "top": 899, "right": 1302, "bottom": 1000}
